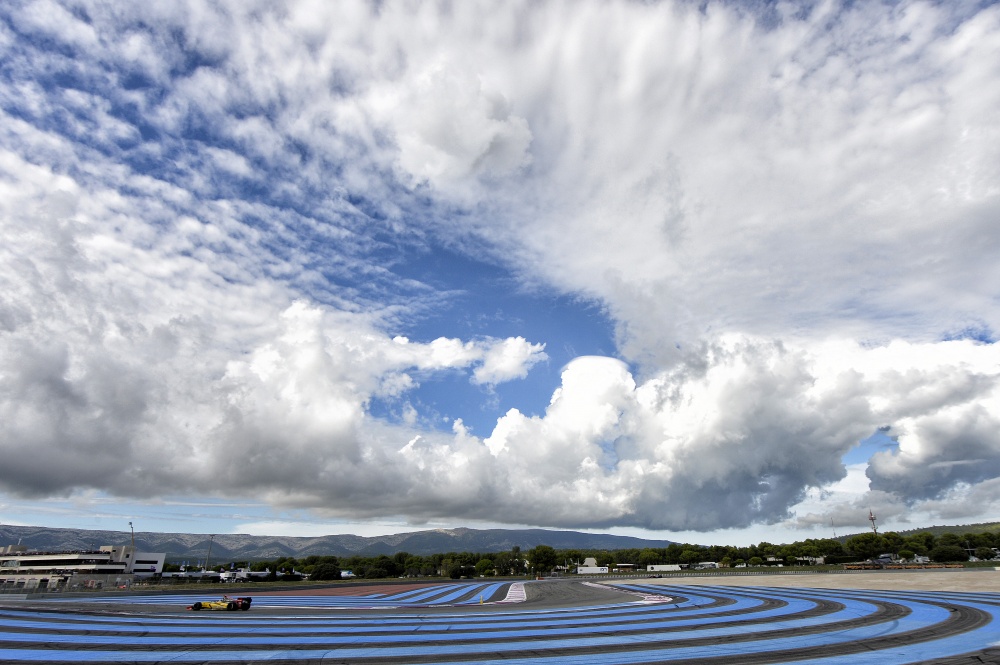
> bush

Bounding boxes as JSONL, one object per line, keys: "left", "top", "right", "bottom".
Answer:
{"left": 823, "top": 555, "right": 858, "bottom": 565}
{"left": 929, "top": 545, "right": 969, "bottom": 563}
{"left": 364, "top": 568, "right": 388, "bottom": 579}
{"left": 311, "top": 563, "right": 341, "bottom": 581}
{"left": 975, "top": 547, "right": 995, "bottom": 561}
{"left": 448, "top": 565, "right": 474, "bottom": 579}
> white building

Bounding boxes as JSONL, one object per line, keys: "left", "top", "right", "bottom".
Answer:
{"left": 647, "top": 564, "right": 682, "bottom": 572}
{"left": 0, "top": 544, "right": 165, "bottom": 590}
{"left": 219, "top": 567, "right": 270, "bottom": 582}
{"left": 576, "top": 557, "right": 609, "bottom": 575}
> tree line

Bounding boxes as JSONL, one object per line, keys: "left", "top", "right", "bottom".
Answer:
{"left": 177, "top": 529, "right": 996, "bottom": 580}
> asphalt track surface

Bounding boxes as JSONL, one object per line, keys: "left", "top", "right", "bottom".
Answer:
{"left": 2, "top": 574, "right": 1000, "bottom": 664}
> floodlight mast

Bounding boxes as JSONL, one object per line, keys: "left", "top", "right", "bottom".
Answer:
{"left": 206, "top": 535, "right": 215, "bottom": 573}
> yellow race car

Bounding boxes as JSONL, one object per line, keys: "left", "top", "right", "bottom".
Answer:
{"left": 188, "top": 596, "right": 252, "bottom": 611}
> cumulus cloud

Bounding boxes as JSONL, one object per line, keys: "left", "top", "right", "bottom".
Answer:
{"left": 294, "top": 337, "right": 997, "bottom": 530}
{"left": 1, "top": 0, "right": 999, "bottom": 535}
{"left": 370, "top": 60, "right": 533, "bottom": 187}
{"left": 472, "top": 337, "right": 547, "bottom": 385}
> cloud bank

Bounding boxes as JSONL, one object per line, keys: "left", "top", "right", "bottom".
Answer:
{"left": 1, "top": 0, "right": 999, "bottom": 534}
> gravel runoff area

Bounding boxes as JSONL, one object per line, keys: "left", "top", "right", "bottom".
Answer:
{"left": 635, "top": 567, "right": 1000, "bottom": 593}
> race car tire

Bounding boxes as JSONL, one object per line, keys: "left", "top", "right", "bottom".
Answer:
{"left": 191, "top": 602, "right": 202, "bottom": 611}
{"left": 226, "top": 602, "right": 236, "bottom": 611}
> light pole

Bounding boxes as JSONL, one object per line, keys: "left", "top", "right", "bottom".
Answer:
{"left": 129, "top": 522, "right": 134, "bottom": 550}
{"left": 205, "top": 535, "right": 215, "bottom": 573}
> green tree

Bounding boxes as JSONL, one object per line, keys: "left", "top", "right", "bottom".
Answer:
{"left": 475, "top": 558, "right": 495, "bottom": 576}
{"left": 902, "top": 538, "right": 929, "bottom": 556}
{"left": 529, "top": 545, "right": 558, "bottom": 574}
{"left": 310, "top": 563, "right": 341, "bottom": 580}
{"left": 937, "top": 533, "right": 962, "bottom": 547}
{"left": 448, "top": 564, "right": 475, "bottom": 579}
{"left": 897, "top": 549, "right": 915, "bottom": 562}
{"left": 748, "top": 557, "right": 763, "bottom": 567}
{"left": 679, "top": 549, "right": 701, "bottom": 566}
{"left": 929, "top": 545, "right": 968, "bottom": 562}
{"left": 403, "top": 556, "right": 424, "bottom": 577}
{"left": 805, "top": 538, "right": 844, "bottom": 557}
{"left": 664, "top": 544, "right": 684, "bottom": 564}
{"left": 799, "top": 545, "right": 820, "bottom": 560}
{"left": 638, "top": 549, "right": 661, "bottom": 568}
{"left": 846, "top": 533, "right": 887, "bottom": 561}
{"left": 708, "top": 545, "right": 731, "bottom": 562}
{"left": 508, "top": 546, "right": 525, "bottom": 575}
{"left": 882, "top": 531, "right": 905, "bottom": 554}
{"left": 616, "top": 548, "right": 640, "bottom": 565}
{"left": 493, "top": 552, "right": 513, "bottom": 576}
{"left": 975, "top": 547, "right": 995, "bottom": 561}
{"left": 374, "top": 554, "right": 399, "bottom": 577}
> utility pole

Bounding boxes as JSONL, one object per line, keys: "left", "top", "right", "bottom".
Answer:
{"left": 868, "top": 510, "right": 879, "bottom": 536}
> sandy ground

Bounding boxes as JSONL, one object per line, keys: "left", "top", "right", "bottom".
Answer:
{"left": 636, "top": 568, "right": 1000, "bottom": 593}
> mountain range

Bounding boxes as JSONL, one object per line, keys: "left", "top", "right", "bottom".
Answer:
{"left": 0, "top": 525, "right": 677, "bottom": 561}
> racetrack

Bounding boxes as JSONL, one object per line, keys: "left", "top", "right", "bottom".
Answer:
{"left": 2, "top": 573, "right": 1000, "bottom": 664}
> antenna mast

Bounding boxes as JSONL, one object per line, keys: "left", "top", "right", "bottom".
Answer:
{"left": 868, "top": 510, "right": 879, "bottom": 536}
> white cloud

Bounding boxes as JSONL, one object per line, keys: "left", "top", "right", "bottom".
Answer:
{"left": 13, "top": 0, "right": 99, "bottom": 50}
{"left": 2, "top": 0, "right": 999, "bottom": 537}
{"left": 358, "top": 0, "right": 1000, "bottom": 361}
{"left": 472, "top": 337, "right": 547, "bottom": 385}
{"left": 370, "top": 59, "right": 533, "bottom": 187}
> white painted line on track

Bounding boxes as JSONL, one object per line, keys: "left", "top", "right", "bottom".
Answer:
{"left": 582, "top": 581, "right": 673, "bottom": 603}
{"left": 494, "top": 582, "right": 526, "bottom": 603}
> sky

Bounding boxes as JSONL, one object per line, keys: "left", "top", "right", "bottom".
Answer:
{"left": 1, "top": 0, "right": 999, "bottom": 549}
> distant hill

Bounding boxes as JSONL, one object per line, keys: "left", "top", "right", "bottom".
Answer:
{"left": 892, "top": 522, "right": 1000, "bottom": 538}
{"left": 0, "top": 525, "right": 676, "bottom": 561}
{"left": 834, "top": 521, "right": 1000, "bottom": 543}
